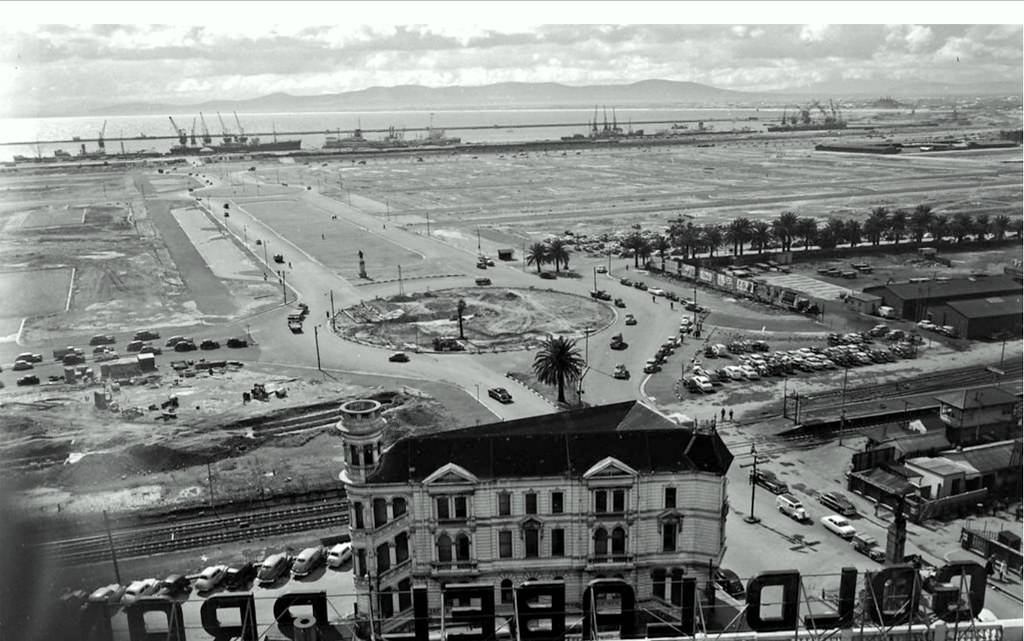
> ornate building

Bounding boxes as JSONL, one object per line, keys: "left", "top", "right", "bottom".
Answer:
{"left": 338, "top": 399, "right": 734, "bottom": 631}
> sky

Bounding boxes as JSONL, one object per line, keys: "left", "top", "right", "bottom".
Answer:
{"left": 0, "top": 2, "right": 1021, "bottom": 117}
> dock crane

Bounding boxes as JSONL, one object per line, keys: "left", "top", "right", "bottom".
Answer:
{"left": 233, "top": 111, "right": 248, "bottom": 144}
{"left": 168, "top": 116, "right": 188, "bottom": 147}
{"left": 97, "top": 120, "right": 107, "bottom": 153}
{"left": 216, "top": 112, "right": 233, "bottom": 145}
{"left": 189, "top": 118, "right": 198, "bottom": 147}
{"left": 198, "top": 113, "right": 213, "bottom": 146}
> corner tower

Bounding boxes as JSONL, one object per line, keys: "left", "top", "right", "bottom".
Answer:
{"left": 337, "top": 399, "right": 386, "bottom": 486}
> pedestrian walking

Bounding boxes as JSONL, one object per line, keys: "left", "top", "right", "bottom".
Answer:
{"left": 652, "top": 295, "right": 656, "bottom": 303}
{"left": 721, "top": 408, "right": 726, "bottom": 421}
{"left": 670, "top": 302, "right": 674, "bottom": 310}
{"left": 998, "top": 560, "right": 1007, "bottom": 582}
{"left": 288, "top": 261, "right": 292, "bottom": 268}
{"left": 321, "top": 233, "right": 325, "bottom": 239}
{"left": 729, "top": 409, "right": 734, "bottom": 422}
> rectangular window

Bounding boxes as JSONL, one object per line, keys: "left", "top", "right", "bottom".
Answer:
{"left": 436, "top": 497, "right": 450, "bottom": 520}
{"left": 349, "top": 445, "right": 360, "bottom": 466}
{"left": 551, "top": 528, "right": 565, "bottom": 557}
{"left": 373, "top": 498, "right": 388, "bottom": 529}
{"left": 499, "top": 530, "right": 512, "bottom": 559}
{"left": 356, "top": 549, "right": 367, "bottom": 577}
{"left": 454, "top": 496, "right": 468, "bottom": 519}
{"left": 363, "top": 444, "right": 375, "bottom": 466}
{"left": 353, "top": 502, "right": 365, "bottom": 530}
{"left": 525, "top": 492, "right": 537, "bottom": 515}
{"left": 392, "top": 497, "right": 407, "bottom": 517}
{"left": 664, "top": 488, "right": 676, "bottom": 509}
{"left": 662, "top": 522, "right": 677, "bottom": 552}
{"left": 376, "top": 542, "right": 391, "bottom": 572}
{"left": 525, "top": 529, "right": 539, "bottom": 558}
{"left": 595, "top": 490, "right": 607, "bottom": 513}
{"left": 612, "top": 489, "right": 625, "bottom": 513}
{"left": 551, "top": 492, "right": 564, "bottom": 514}
{"left": 652, "top": 569, "right": 667, "bottom": 600}
{"left": 395, "top": 533, "right": 409, "bottom": 564}
{"left": 498, "top": 492, "right": 511, "bottom": 516}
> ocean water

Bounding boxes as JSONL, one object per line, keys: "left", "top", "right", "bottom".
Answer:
{"left": 0, "top": 107, "right": 774, "bottom": 161}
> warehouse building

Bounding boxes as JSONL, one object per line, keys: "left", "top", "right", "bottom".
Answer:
{"left": 927, "top": 295, "right": 1023, "bottom": 340}
{"left": 863, "top": 275, "right": 1021, "bottom": 321}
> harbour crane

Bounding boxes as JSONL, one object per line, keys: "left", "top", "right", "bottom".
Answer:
{"left": 198, "top": 113, "right": 213, "bottom": 146}
{"left": 168, "top": 116, "right": 188, "bottom": 147}
{"left": 216, "top": 112, "right": 233, "bottom": 145}
{"left": 97, "top": 120, "right": 107, "bottom": 152}
{"left": 189, "top": 118, "right": 197, "bottom": 147}
{"left": 233, "top": 111, "right": 248, "bottom": 144}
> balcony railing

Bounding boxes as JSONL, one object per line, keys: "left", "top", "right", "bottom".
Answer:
{"left": 586, "top": 554, "right": 634, "bottom": 570}
{"left": 377, "top": 558, "right": 412, "bottom": 584}
{"left": 430, "top": 560, "right": 480, "bottom": 575}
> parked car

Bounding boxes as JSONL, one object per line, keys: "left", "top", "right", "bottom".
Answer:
{"left": 63, "top": 353, "right": 86, "bottom": 365}
{"left": 159, "top": 574, "right": 191, "bottom": 597}
{"left": 818, "top": 491, "right": 857, "bottom": 517}
{"left": 389, "top": 352, "right": 409, "bottom": 363}
{"left": 327, "top": 542, "right": 353, "bottom": 568}
{"left": 133, "top": 330, "right": 160, "bottom": 341}
{"left": 619, "top": 278, "right": 633, "bottom": 286}
{"left": 488, "top": 387, "right": 513, "bottom": 403}
{"left": 643, "top": 359, "right": 661, "bottom": 374}
{"left": 475, "top": 277, "right": 492, "bottom": 286}
{"left": 121, "top": 578, "right": 161, "bottom": 605}
{"left": 613, "top": 298, "right": 626, "bottom": 308}
{"left": 821, "top": 514, "right": 857, "bottom": 539}
{"left": 291, "top": 546, "right": 326, "bottom": 578}
{"left": 88, "top": 583, "right": 125, "bottom": 605}
{"left": 94, "top": 350, "right": 119, "bottom": 362}
{"left": 257, "top": 553, "right": 293, "bottom": 585}
{"left": 193, "top": 564, "right": 228, "bottom": 593}
{"left": 139, "top": 344, "right": 162, "bottom": 355}
{"left": 714, "top": 568, "right": 745, "bottom": 598}
{"left": 648, "top": 288, "right": 665, "bottom": 297}
{"left": 852, "top": 533, "right": 886, "bottom": 562}
{"left": 751, "top": 469, "right": 789, "bottom": 494}
{"left": 16, "top": 352, "right": 43, "bottom": 363}
{"left": 200, "top": 339, "right": 220, "bottom": 351}
{"left": 89, "top": 334, "right": 116, "bottom": 346}
{"left": 776, "top": 493, "right": 810, "bottom": 522}
{"left": 612, "top": 364, "right": 630, "bottom": 380}
{"left": 165, "top": 335, "right": 187, "bottom": 347}
{"left": 226, "top": 337, "right": 249, "bottom": 348}
{"left": 624, "top": 314, "right": 637, "bottom": 326}
{"left": 17, "top": 375, "right": 40, "bottom": 386}
{"left": 12, "top": 359, "right": 33, "bottom": 371}
{"left": 224, "top": 562, "right": 259, "bottom": 591}
{"left": 174, "top": 340, "right": 197, "bottom": 352}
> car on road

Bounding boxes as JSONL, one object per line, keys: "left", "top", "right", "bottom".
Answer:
{"left": 160, "top": 574, "right": 191, "bottom": 597}
{"left": 226, "top": 337, "right": 249, "bottom": 348}
{"left": 88, "top": 583, "right": 125, "bottom": 605}
{"left": 12, "top": 359, "right": 33, "bottom": 371}
{"left": 389, "top": 352, "right": 410, "bottom": 363}
{"left": 643, "top": 359, "right": 661, "bottom": 374}
{"left": 649, "top": 288, "right": 665, "bottom": 297}
{"left": 174, "top": 340, "right": 197, "bottom": 352}
{"left": 194, "top": 564, "right": 228, "bottom": 593}
{"left": 624, "top": 314, "right": 637, "bottom": 326}
{"left": 165, "top": 336, "right": 187, "bottom": 347}
{"left": 488, "top": 387, "right": 513, "bottom": 403}
{"left": 121, "top": 578, "right": 161, "bottom": 605}
{"left": 751, "top": 469, "right": 788, "bottom": 494}
{"left": 475, "top": 277, "right": 492, "bottom": 286}
{"left": 613, "top": 298, "right": 626, "bottom": 308}
{"left": 89, "top": 334, "right": 116, "bottom": 346}
{"left": 917, "top": 319, "right": 937, "bottom": 331}
{"left": 200, "top": 339, "right": 221, "bottom": 351}
{"left": 257, "top": 553, "right": 293, "bottom": 586}
{"left": 852, "top": 533, "right": 886, "bottom": 562}
{"left": 612, "top": 364, "right": 630, "bottom": 380}
{"left": 139, "top": 344, "right": 162, "bottom": 355}
{"left": 776, "top": 493, "right": 810, "bottom": 522}
{"left": 133, "top": 330, "right": 160, "bottom": 341}
{"left": 126, "top": 340, "right": 146, "bottom": 352}
{"left": 619, "top": 278, "right": 633, "bottom": 286}
{"left": 818, "top": 491, "right": 857, "bottom": 517}
{"left": 94, "top": 350, "right": 120, "bottom": 362}
{"left": 292, "top": 546, "right": 326, "bottom": 578}
{"left": 714, "top": 568, "right": 745, "bottom": 598}
{"left": 595, "top": 265, "right": 607, "bottom": 273}
{"left": 17, "top": 352, "right": 43, "bottom": 363}
{"left": 821, "top": 514, "right": 857, "bottom": 539}
{"left": 224, "top": 562, "right": 259, "bottom": 591}
{"left": 327, "top": 542, "right": 353, "bottom": 568}
{"left": 17, "top": 375, "right": 40, "bottom": 386}
{"left": 633, "top": 281, "right": 648, "bottom": 291}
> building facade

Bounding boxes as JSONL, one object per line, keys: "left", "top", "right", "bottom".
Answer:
{"left": 935, "top": 386, "right": 1022, "bottom": 445}
{"left": 863, "top": 276, "right": 1021, "bottom": 321}
{"left": 337, "top": 400, "right": 734, "bottom": 632}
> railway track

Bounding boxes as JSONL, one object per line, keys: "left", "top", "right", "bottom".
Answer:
{"left": 37, "top": 500, "right": 349, "bottom": 566}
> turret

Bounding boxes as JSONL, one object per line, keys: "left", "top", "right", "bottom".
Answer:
{"left": 337, "top": 399, "right": 386, "bottom": 485}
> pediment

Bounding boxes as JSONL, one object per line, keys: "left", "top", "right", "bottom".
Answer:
{"left": 582, "top": 456, "right": 638, "bottom": 480}
{"left": 423, "top": 462, "right": 478, "bottom": 485}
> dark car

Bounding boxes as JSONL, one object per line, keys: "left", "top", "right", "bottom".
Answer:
{"left": 539, "top": 272, "right": 556, "bottom": 280}
{"left": 226, "top": 337, "right": 249, "bottom": 348}
{"left": 257, "top": 553, "right": 293, "bottom": 586}
{"left": 159, "top": 574, "right": 191, "bottom": 597}
{"left": 613, "top": 298, "right": 626, "bottom": 308}
{"left": 475, "top": 277, "right": 492, "bottom": 286}
{"left": 174, "top": 341, "right": 197, "bottom": 352}
{"left": 139, "top": 344, "right": 163, "bottom": 355}
{"left": 62, "top": 353, "right": 86, "bottom": 365}
{"left": 633, "top": 281, "right": 648, "bottom": 291}
{"left": 224, "top": 562, "right": 259, "bottom": 591}
{"left": 751, "top": 469, "right": 789, "bottom": 495}
{"left": 715, "top": 568, "right": 746, "bottom": 598}
{"left": 17, "top": 374, "right": 40, "bottom": 386}
{"left": 200, "top": 339, "right": 220, "bottom": 351}
{"left": 389, "top": 352, "right": 410, "bottom": 363}
{"left": 488, "top": 387, "right": 513, "bottom": 404}
{"left": 619, "top": 278, "right": 633, "bottom": 286}
{"left": 818, "top": 491, "right": 857, "bottom": 517}
{"left": 133, "top": 329, "right": 160, "bottom": 341}
{"left": 89, "top": 334, "right": 116, "bottom": 346}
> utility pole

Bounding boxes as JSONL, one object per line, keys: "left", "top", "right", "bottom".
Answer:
{"left": 839, "top": 366, "right": 849, "bottom": 446}
{"left": 425, "top": 212, "right": 430, "bottom": 236}
{"left": 745, "top": 445, "right": 761, "bottom": 524}
{"left": 102, "top": 510, "right": 122, "bottom": 585}
{"left": 398, "top": 265, "right": 404, "bottom": 296}
{"left": 477, "top": 227, "right": 481, "bottom": 253}
{"left": 329, "top": 289, "right": 335, "bottom": 330}
{"left": 280, "top": 270, "right": 288, "bottom": 305}
{"left": 206, "top": 461, "right": 216, "bottom": 515}
{"left": 314, "top": 325, "right": 322, "bottom": 371}
{"left": 592, "top": 266, "right": 597, "bottom": 292}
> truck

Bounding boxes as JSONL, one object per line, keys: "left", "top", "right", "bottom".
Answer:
{"left": 287, "top": 315, "right": 303, "bottom": 333}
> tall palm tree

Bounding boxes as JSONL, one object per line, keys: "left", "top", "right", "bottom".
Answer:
{"left": 621, "top": 232, "right": 644, "bottom": 267}
{"left": 795, "top": 217, "right": 818, "bottom": 250}
{"left": 889, "top": 209, "right": 908, "bottom": 246}
{"left": 865, "top": 207, "right": 889, "bottom": 246}
{"left": 950, "top": 212, "right": 973, "bottom": 243}
{"left": 725, "top": 217, "right": 753, "bottom": 256}
{"left": 636, "top": 237, "right": 653, "bottom": 267}
{"left": 456, "top": 299, "right": 466, "bottom": 339}
{"left": 909, "top": 205, "right": 934, "bottom": 244}
{"left": 532, "top": 335, "right": 585, "bottom": 405}
{"left": 546, "top": 238, "right": 570, "bottom": 272}
{"left": 651, "top": 234, "right": 672, "bottom": 271}
{"left": 973, "top": 213, "right": 990, "bottom": 241}
{"left": 671, "top": 223, "right": 701, "bottom": 259}
{"left": 928, "top": 214, "right": 949, "bottom": 243}
{"left": 991, "top": 214, "right": 1012, "bottom": 241}
{"left": 820, "top": 217, "right": 846, "bottom": 249}
{"left": 750, "top": 221, "right": 773, "bottom": 254}
{"left": 526, "top": 242, "right": 548, "bottom": 273}
{"left": 701, "top": 225, "right": 724, "bottom": 258}
{"left": 772, "top": 211, "right": 799, "bottom": 252}
{"left": 845, "top": 219, "right": 863, "bottom": 247}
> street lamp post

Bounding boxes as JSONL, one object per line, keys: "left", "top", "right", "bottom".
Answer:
{"left": 839, "top": 366, "right": 849, "bottom": 446}
{"left": 745, "top": 444, "right": 761, "bottom": 524}
{"left": 313, "top": 325, "right": 322, "bottom": 371}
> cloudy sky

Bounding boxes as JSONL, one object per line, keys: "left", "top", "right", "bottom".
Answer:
{"left": 1, "top": 2, "right": 1021, "bottom": 117}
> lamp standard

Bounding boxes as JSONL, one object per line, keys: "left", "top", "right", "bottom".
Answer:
{"left": 313, "top": 325, "right": 322, "bottom": 371}
{"left": 838, "top": 365, "right": 849, "bottom": 446}
{"left": 745, "top": 444, "right": 761, "bottom": 524}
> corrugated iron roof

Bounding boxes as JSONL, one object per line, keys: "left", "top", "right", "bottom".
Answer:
{"left": 945, "top": 295, "right": 1023, "bottom": 319}
{"left": 864, "top": 276, "right": 1020, "bottom": 301}
{"left": 944, "top": 439, "right": 1023, "bottom": 474}
{"left": 905, "top": 455, "right": 979, "bottom": 477}
{"left": 934, "top": 387, "right": 1019, "bottom": 410}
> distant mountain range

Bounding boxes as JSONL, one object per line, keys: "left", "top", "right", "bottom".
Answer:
{"left": 87, "top": 78, "right": 1023, "bottom": 117}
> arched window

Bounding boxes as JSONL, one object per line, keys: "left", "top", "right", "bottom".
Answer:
{"left": 500, "top": 579, "right": 514, "bottom": 604}
{"left": 593, "top": 527, "right": 608, "bottom": 557}
{"left": 437, "top": 534, "right": 452, "bottom": 563}
{"left": 455, "top": 533, "right": 471, "bottom": 561}
{"left": 611, "top": 527, "right": 626, "bottom": 555}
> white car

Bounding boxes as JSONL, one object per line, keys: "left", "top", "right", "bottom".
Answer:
{"left": 724, "top": 365, "right": 746, "bottom": 381}
{"left": 693, "top": 376, "right": 714, "bottom": 393}
{"left": 917, "top": 320, "right": 937, "bottom": 331}
{"left": 821, "top": 514, "right": 857, "bottom": 539}
{"left": 193, "top": 564, "right": 228, "bottom": 593}
{"left": 739, "top": 365, "right": 760, "bottom": 380}
{"left": 327, "top": 542, "right": 353, "bottom": 568}
{"left": 595, "top": 265, "right": 607, "bottom": 274}
{"left": 121, "top": 578, "right": 161, "bottom": 605}
{"left": 648, "top": 288, "right": 665, "bottom": 297}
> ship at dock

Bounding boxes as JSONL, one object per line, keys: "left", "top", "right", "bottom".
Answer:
{"left": 766, "top": 100, "right": 847, "bottom": 132}
{"left": 323, "top": 125, "right": 370, "bottom": 149}
{"left": 169, "top": 112, "right": 301, "bottom": 155}
{"left": 561, "top": 106, "right": 645, "bottom": 142}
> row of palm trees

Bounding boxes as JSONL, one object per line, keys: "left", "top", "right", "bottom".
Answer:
{"left": 525, "top": 238, "right": 571, "bottom": 273}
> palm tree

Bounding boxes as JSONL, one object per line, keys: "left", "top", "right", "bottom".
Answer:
{"left": 750, "top": 221, "right": 773, "bottom": 254}
{"left": 795, "top": 217, "right": 818, "bottom": 250}
{"left": 636, "top": 237, "right": 653, "bottom": 267}
{"left": 621, "top": 232, "right": 645, "bottom": 268}
{"left": 701, "top": 225, "right": 724, "bottom": 258}
{"left": 671, "top": 223, "right": 701, "bottom": 259}
{"left": 845, "top": 219, "right": 863, "bottom": 247}
{"left": 928, "top": 214, "right": 949, "bottom": 243}
{"left": 950, "top": 212, "right": 973, "bottom": 243}
{"left": 546, "top": 238, "right": 569, "bottom": 272}
{"left": 973, "top": 213, "right": 990, "bottom": 241}
{"left": 889, "top": 209, "right": 908, "bottom": 245}
{"left": 819, "top": 217, "right": 846, "bottom": 249}
{"left": 909, "top": 205, "right": 934, "bottom": 244}
{"left": 725, "top": 217, "right": 753, "bottom": 256}
{"left": 532, "top": 335, "right": 585, "bottom": 405}
{"left": 772, "top": 211, "right": 799, "bottom": 252}
{"left": 991, "top": 214, "right": 1011, "bottom": 240}
{"left": 651, "top": 234, "right": 672, "bottom": 271}
{"left": 456, "top": 299, "right": 466, "bottom": 339}
{"left": 526, "top": 242, "right": 548, "bottom": 273}
{"left": 864, "top": 207, "right": 889, "bottom": 246}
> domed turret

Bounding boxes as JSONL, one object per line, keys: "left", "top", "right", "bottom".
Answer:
{"left": 337, "top": 399, "right": 386, "bottom": 485}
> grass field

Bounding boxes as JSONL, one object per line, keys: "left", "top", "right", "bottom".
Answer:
{"left": 0, "top": 267, "right": 72, "bottom": 317}
{"left": 17, "top": 204, "right": 85, "bottom": 228}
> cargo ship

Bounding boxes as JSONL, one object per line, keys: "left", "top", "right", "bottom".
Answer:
{"left": 323, "top": 126, "right": 369, "bottom": 149}
{"left": 168, "top": 113, "right": 301, "bottom": 154}
{"left": 767, "top": 100, "right": 847, "bottom": 132}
